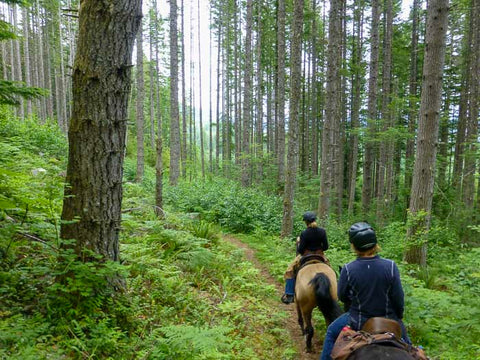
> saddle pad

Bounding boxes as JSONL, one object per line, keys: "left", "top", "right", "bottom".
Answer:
{"left": 331, "top": 327, "right": 429, "bottom": 360}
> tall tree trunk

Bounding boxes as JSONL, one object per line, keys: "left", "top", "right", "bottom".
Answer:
{"left": 34, "top": 1, "right": 46, "bottom": 121}
{"left": 181, "top": 0, "right": 187, "bottom": 178}
{"left": 376, "top": 0, "right": 394, "bottom": 222}
{"left": 361, "top": 0, "right": 380, "bottom": 214}
{"left": 56, "top": 4, "right": 67, "bottom": 131}
{"left": 149, "top": 27, "right": 155, "bottom": 151}
{"left": 234, "top": 0, "right": 241, "bottom": 166}
{"left": 404, "top": 0, "right": 421, "bottom": 206}
{"left": 43, "top": 17, "right": 54, "bottom": 120}
{"left": 209, "top": 10, "right": 213, "bottom": 173}
{"left": 13, "top": 5, "right": 24, "bottom": 119}
{"left": 23, "top": 7, "right": 32, "bottom": 117}
{"left": 241, "top": 0, "right": 253, "bottom": 187}
{"left": 60, "top": 0, "right": 142, "bottom": 260}
{"left": 215, "top": 27, "right": 222, "bottom": 172}
{"left": 281, "top": 0, "right": 303, "bottom": 237}
{"left": 460, "top": 0, "right": 479, "bottom": 232}
{"left": 405, "top": 0, "right": 449, "bottom": 266}
{"left": 318, "top": 0, "right": 343, "bottom": 218}
{"left": 197, "top": 0, "right": 205, "bottom": 178}
{"left": 153, "top": 0, "right": 163, "bottom": 218}
{"left": 311, "top": 0, "right": 319, "bottom": 177}
{"left": 348, "top": 0, "right": 364, "bottom": 215}
{"left": 169, "top": 0, "right": 181, "bottom": 185}
{"left": 255, "top": 0, "right": 263, "bottom": 183}
{"left": 136, "top": 23, "right": 145, "bottom": 182}
{"left": 276, "top": 0, "right": 286, "bottom": 186}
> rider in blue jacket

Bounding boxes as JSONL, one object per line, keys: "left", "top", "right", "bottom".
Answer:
{"left": 319, "top": 222, "right": 410, "bottom": 360}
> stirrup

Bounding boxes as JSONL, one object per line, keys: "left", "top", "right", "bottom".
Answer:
{"left": 281, "top": 294, "right": 294, "bottom": 304}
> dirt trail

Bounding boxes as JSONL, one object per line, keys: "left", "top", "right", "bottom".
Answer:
{"left": 223, "top": 235, "right": 321, "bottom": 360}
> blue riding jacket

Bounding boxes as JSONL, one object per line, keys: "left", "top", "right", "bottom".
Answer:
{"left": 338, "top": 255, "right": 405, "bottom": 331}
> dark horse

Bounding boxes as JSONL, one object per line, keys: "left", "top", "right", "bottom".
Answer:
{"left": 348, "top": 345, "right": 416, "bottom": 359}
{"left": 345, "top": 318, "right": 420, "bottom": 359}
{"left": 295, "top": 261, "right": 342, "bottom": 352}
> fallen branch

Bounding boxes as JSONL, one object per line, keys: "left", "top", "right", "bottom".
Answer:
{"left": 122, "top": 207, "right": 142, "bottom": 213}
{"left": 18, "top": 232, "right": 58, "bottom": 250}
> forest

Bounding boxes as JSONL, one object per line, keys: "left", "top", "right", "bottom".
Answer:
{"left": 0, "top": 0, "right": 479, "bottom": 359}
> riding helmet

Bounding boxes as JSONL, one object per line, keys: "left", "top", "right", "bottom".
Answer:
{"left": 348, "top": 222, "right": 377, "bottom": 250}
{"left": 302, "top": 211, "right": 317, "bottom": 223}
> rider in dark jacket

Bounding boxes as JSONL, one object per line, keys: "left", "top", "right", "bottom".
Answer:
{"left": 319, "top": 222, "right": 410, "bottom": 360}
{"left": 281, "top": 211, "right": 329, "bottom": 304}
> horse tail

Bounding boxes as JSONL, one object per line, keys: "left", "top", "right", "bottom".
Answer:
{"left": 309, "top": 273, "right": 343, "bottom": 324}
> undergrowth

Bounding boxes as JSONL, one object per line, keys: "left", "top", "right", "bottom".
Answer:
{"left": 1, "top": 116, "right": 478, "bottom": 359}
{"left": 0, "top": 117, "right": 297, "bottom": 359}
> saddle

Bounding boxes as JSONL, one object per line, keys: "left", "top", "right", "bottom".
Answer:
{"left": 331, "top": 320, "right": 428, "bottom": 360}
{"left": 362, "top": 317, "right": 402, "bottom": 339}
{"left": 298, "top": 253, "right": 329, "bottom": 270}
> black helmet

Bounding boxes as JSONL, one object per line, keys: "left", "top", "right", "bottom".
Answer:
{"left": 348, "top": 222, "right": 377, "bottom": 250}
{"left": 302, "top": 211, "right": 317, "bottom": 223}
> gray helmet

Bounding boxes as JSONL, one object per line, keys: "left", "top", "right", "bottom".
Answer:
{"left": 348, "top": 222, "right": 377, "bottom": 250}
{"left": 302, "top": 211, "right": 317, "bottom": 223}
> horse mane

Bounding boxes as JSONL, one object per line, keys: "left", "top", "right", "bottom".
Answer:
{"left": 309, "top": 273, "right": 343, "bottom": 324}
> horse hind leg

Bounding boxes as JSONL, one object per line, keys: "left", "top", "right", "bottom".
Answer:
{"left": 296, "top": 302, "right": 305, "bottom": 335}
{"left": 303, "top": 312, "right": 314, "bottom": 353}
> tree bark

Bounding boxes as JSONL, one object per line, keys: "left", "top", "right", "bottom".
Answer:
{"left": 136, "top": 23, "right": 145, "bottom": 182}
{"left": 376, "top": 0, "right": 394, "bottom": 222}
{"left": 361, "top": 0, "right": 380, "bottom": 214}
{"left": 348, "top": 0, "right": 364, "bottom": 215}
{"left": 404, "top": 0, "right": 421, "bottom": 206}
{"left": 197, "top": 0, "right": 205, "bottom": 178}
{"left": 276, "top": 0, "right": 286, "bottom": 186}
{"left": 405, "top": 0, "right": 449, "bottom": 266}
{"left": 255, "top": 0, "right": 263, "bottom": 183}
{"left": 461, "top": 0, "right": 479, "bottom": 219}
{"left": 318, "top": 0, "right": 343, "bottom": 218}
{"left": 241, "top": 0, "right": 253, "bottom": 187}
{"left": 169, "top": 0, "right": 181, "bottom": 185}
{"left": 311, "top": 0, "right": 319, "bottom": 177}
{"left": 281, "top": 0, "right": 303, "bottom": 237}
{"left": 181, "top": 0, "right": 187, "bottom": 178}
{"left": 22, "top": 7, "right": 32, "bottom": 117}
{"left": 60, "top": 0, "right": 142, "bottom": 260}
{"left": 13, "top": 5, "right": 24, "bottom": 119}
{"left": 154, "top": 0, "right": 163, "bottom": 219}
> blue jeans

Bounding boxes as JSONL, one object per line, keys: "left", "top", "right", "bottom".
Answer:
{"left": 320, "top": 312, "right": 350, "bottom": 360}
{"left": 319, "top": 313, "right": 411, "bottom": 360}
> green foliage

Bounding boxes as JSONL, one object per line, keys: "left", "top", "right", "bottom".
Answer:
{"left": 187, "top": 220, "right": 220, "bottom": 242}
{"left": 0, "top": 80, "right": 48, "bottom": 106}
{"left": 151, "top": 325, "right": 233, "bottom": 359}
{"left": 1, "top": 115, "right": 479, "bottom": 359}
{"left": 165, "top": 178, "right": 302, "bottom": 234}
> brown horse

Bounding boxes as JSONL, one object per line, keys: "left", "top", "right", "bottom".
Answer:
{"left": 347, "top": 345, "right": 416, "bottom": 359}
{"left": 295, "top": 261, "right": 342, "bottom": 352}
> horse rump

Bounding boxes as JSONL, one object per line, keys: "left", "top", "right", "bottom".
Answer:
{"left": 309, "top": 273, "right": 342, "bottom": 325}
{"left": 348, "top": 344, "right": 415, "bottom": 359}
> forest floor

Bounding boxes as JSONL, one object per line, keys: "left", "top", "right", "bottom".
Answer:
{"left": 223, "top": 235, "right": 321, "bottom": 360}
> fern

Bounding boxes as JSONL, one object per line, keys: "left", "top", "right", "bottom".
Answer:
{"left": 153, "top": 325, "right": 233, "bottom": 360}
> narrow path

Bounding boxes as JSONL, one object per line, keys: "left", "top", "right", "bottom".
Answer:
{"left": 223, "top": 235, "right": 321, "bottom": 360}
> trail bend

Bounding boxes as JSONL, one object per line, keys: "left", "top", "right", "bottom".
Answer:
{"left": 223, "top": 235, "right": 322, "bottom": 360}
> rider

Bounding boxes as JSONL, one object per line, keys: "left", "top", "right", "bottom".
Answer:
{"left": 319, "top": 222, "right": 410, "bottom": 360}
{"left": 281, "top": 211, "right": 329, "bottom": 304}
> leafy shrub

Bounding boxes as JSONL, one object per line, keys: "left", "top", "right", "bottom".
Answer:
{"left": 166, "top": 178, "right": 299, "bottom": 234}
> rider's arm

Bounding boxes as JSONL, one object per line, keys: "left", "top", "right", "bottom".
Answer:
{"left": 322, "top": 229, "right": 329, "bottom": 251}
{"left": 338, "top": 265, "right": 350, "bottom": 303}
{"left": 390, "top": 262, "right": 405, "bottom": 319}
{"left": 297, "top": 232, "right": 306, "bottom": 255}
